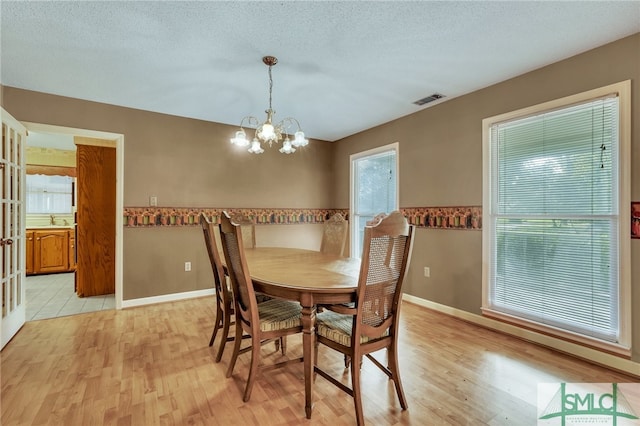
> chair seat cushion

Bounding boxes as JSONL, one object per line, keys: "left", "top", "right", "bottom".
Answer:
{"left": 258, "top": 299, "right": 302, "bottom": 332}
{"left": 255, "top": 293, "right": 273, "bottom": 303}
{"left": 316, "top": 310, "right": 388, "bottom": 347}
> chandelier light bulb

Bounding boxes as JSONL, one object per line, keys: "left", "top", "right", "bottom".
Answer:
{"left": 230, "top": 129, "right": 249, "bottom": 147}
{"left": 259, "top": 122, "right": 275, "bottom": 141}
{"left": 292, "top": 130, "right": 309, "bottom": 147}
{"left": 248, "top": 138, "right": 264, "bottom": 154}
{"left": 280, "top": 138, "right": 296, "bottom": 154}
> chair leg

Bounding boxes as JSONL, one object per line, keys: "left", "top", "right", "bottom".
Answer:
{"left": 243, "top": 334, "right": 262, "bottom": 402}
{"left": 226, "top": 322, "right": 243, "bottom": 378}
{"left": 209, "top": 304, "right": 223, "bottom": 347}
{"left": 388, "top": 343, "right": 408, "bottom": 409}
{"left": 351, "top": 354, "right": 365, "bottom": 426}
{"left": 313, "top": 340, "right": 318, "bottom": 382}
{"left": 215, "top": 309, "right": 231, "bottom": 362}
{"left": 280, "top": 336, "right": 287, "bottom": 355}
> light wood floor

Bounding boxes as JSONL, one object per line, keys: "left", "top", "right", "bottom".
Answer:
{"left": 1, "top": 297, "right": 634, "bottom": 425}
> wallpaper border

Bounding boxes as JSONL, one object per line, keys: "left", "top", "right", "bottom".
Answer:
{"left": 123, "top": 206, "right": 482, "bottom": 230}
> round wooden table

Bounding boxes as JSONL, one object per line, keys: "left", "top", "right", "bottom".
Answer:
{"left": 243, "top": 247, "right": 360, "bottom": 419}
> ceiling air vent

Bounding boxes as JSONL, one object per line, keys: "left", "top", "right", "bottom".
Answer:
{"left": 413, "top": 93, "right": 445, "bottom": 106}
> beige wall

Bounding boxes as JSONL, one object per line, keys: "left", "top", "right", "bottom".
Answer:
{"left": 1, "top": 87, "right": 333, "bottom": 300}
{"left": 332, "top": 33, "right": 640, "bottom": 360}
{"left": 122, "top": 224, "right": 324, "bottom": 300}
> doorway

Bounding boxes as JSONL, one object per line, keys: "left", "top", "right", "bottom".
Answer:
{"left": 23, "top": 122, "right": 124, "bottom": 316}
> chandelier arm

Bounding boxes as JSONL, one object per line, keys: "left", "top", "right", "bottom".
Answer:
{"left": 239, "top": 116, "right": 260, "bottom": 129}
{"left": 279, "top": 117, "right": 303, "bottom": 132}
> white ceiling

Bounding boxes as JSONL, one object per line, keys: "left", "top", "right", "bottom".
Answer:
{"left": 2, "top": 1, "right": 639, "bottom": 142}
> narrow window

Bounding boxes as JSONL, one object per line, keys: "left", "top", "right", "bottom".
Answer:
{"left": 350, "top": 143, "right": 398, "bottom": 258}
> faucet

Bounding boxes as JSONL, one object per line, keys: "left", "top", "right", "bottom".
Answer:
{"left": 50, "top": 214, "right": 56, "bottom": 225}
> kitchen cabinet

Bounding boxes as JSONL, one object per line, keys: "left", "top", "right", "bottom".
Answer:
{"left": 27, "top": 228, "right": 75, "bottom": 275}
{"left": 69, "top": 232, "right": 76, "bottom": 270}
{"left": 26, "top": 231, "right": 34, "bottom": 275}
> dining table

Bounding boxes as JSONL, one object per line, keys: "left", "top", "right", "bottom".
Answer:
{"left": 242, "top": 247, "right": 361, "bottom": 419}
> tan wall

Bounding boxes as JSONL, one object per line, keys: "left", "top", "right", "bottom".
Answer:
{"left": 332, "top": 33, "right": 640, "bottom": 359}
{"left": 1, "top": 87, "right": 333, "bottom": 300}
{"left": 122, "top": 224, "right": 324, "bottom": 300}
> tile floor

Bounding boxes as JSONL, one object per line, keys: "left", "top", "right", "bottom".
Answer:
{"left": 25, "top": 272, "right": 115, "bottom": 321}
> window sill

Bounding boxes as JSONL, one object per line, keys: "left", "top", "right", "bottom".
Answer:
{"left": 481, "top": 308, "right": 631, "bottom": 359}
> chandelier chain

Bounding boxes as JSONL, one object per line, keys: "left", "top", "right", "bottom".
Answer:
{"left": 268, "top": 65, "right": 273, "bottom": 111}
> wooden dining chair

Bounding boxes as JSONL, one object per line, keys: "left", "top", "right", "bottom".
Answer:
{"left": 201, "top": 213, "right": 284, "bottom": 362}
{"left": 320, "top": 212, "right": 348, "bottom": 257}
{"left": 313, "top": 211, "right": 414, "bottom": 426}
{"left": 200, "top": 213, "right": 238, "bottom": 362}
{"left": 219, "top": 211, "right": 304, "bottom": 402}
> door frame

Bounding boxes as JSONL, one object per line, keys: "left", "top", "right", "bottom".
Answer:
{"left": 23, "top": 122, "right": 124, "bottom": 310}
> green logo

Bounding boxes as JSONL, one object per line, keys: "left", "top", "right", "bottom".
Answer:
{"left": 539, "top": 383, "right": 638, "bottom": 425}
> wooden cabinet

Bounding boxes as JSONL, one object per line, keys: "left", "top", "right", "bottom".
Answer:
{"left": 26, "top": 228, "right": 75, "bottom": 275}
{"left": 26, "top": 231, "right": 34, "bottom": 275}
{"left": 34, "top": 230, "right": 69, "bottom": 274}
{"left": 68, "top": 232, "right": 76, "bottom": 270}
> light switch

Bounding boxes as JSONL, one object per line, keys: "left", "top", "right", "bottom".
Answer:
{"left": 150, "top": 196, "right": 158, "bottom": 206}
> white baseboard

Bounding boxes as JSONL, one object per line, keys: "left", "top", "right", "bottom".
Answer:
{"left": 122, "top": 288, "right": 214, "bottom": 309}
{"left": 402, "top": 293, "right": 640, "bottom": 378}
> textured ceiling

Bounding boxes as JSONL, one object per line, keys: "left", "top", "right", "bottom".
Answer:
{"left": 2, "top": 1, "right": 639, "bottom": 142}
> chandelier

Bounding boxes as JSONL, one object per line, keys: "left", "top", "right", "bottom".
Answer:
{"left": 230, "top": 56, "right": 309, "bottom": 154}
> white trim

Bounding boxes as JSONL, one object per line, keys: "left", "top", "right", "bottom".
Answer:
{"left": 481, "top": 307, "right": 630, "bottom": 357}
{"left": 22, "top": 122, "right": 125, "bottom": 310}
{"left": 617, "top": 80, "right": 632, "bottom": 348}
{"left": 121, "top": 288, "right": 214, "bottom": 309}
{"left": 402, "top": 293, "right": 640, "bottom": 377}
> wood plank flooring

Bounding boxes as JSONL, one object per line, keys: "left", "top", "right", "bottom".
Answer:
{"left": 1, "top": 297, "right": 634, "bottom": 425}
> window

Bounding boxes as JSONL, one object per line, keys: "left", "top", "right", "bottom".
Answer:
{"left": 26, "top": 174, "right": 74, "bottom": 214}
{"left": 350, "top": 143, "right": 398, "bottom": 258}
{"left": 482, "top": 81, "right": 631, "bottom": 353}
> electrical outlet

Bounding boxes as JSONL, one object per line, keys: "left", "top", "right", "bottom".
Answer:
{"left": 185, "top": 261, "right": 191, "bottom": 272}
{"left": 150, "top": 196, "right": 158, "bottom": 206}
{"left": 424, "top": 267, "right": 430, "bottom": 278}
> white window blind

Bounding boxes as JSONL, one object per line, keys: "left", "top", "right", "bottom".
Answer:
{"left": 26, "top": 174, "right": 74, "bottom": 214}
{"left": 351, "top": 145, "right": 398, "bottom": 258}
{"left": 488, "top": 95, "right": 619, "bottom": 343}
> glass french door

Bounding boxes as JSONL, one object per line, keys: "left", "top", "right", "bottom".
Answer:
{"left": 350, "top": 143, "right": 398, "bottom": 258}
{"left": 1, "top": 108, "right": 26, "bottom": 349}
